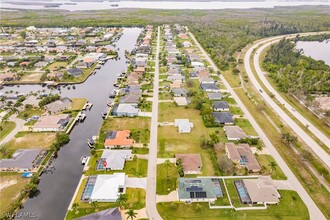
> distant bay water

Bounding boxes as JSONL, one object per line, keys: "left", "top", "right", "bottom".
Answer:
{"left": 0, "top": 0, "right": 329, "bottom": 11}
{"left": 296, "top": 40, "right": 330, "bottom": 65}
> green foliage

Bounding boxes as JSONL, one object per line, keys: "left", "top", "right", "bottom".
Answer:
{"left": 39, "top": 94, "right": 60, "bottom": 107}
{"left": 263, "top": 38, "right": 330, "bottom": 94}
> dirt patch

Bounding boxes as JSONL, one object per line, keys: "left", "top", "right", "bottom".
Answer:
{"left": 22, "top": 73, "right": 42, "bottom": 82}
{"left": 0, "top": 180, "right": 17, "bottom": 191}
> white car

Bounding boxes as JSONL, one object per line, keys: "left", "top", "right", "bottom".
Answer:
{"left": 81, "top": 156, "right": 88, "bottom": 165}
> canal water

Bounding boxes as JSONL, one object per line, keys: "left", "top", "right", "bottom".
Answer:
{"left": 296, "top": 40, "right": 330, "bottom": 66}
{"left": 2, "top": 27, "right": 142, "bottom": 220}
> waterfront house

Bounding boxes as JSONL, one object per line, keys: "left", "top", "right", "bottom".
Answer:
{"left": 67, "top": 68, "right": 83, "bottom": 77}
{"left": 44, "top": 97, "right": 72, "bottom": 114}
{"left": 33, "top": 114, "right": 70, "bottom": 132}
{"left": 99, "top": 150, "right": 133, "bottom": 170}
{"left": 112, "top": 104, "right": 139, "bottom": 117}
{"left": 89, "top": 173, "right": 126, "bottom": 202}
{"left": 104, "top": 130, "right": 135, "bottom": 149}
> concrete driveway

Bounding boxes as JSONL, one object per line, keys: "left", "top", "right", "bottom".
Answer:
{"left": 125, "top": 177, "right": 147, "bottom": 189}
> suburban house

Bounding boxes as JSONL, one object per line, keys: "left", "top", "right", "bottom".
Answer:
{"left": 67, "top": 68, "right": 83, "bottom": 77}
{"left": 175, "top": 154, "right": 202, "bottom": 174}
{"left": 212, "top": 112, "right": 234, "bottom": 125}
{"left": 104, "top": 130, "right": 135, "bottom": 149}
{"left": 76, "top": 207, "right": 122, "bottom": 220}
{"left": 182, "top": 41, "right": 192, "bottom": 48}
{"left": 99, "top": 150, "right": 133, "bottom": 170}
{"left": 201, "top": 83, "right": 221, "bottom": 93}
{"left": 199, "top": 77, "right": 215, "bottom": 84}
{"left": 174, "top": 119, "right": 194, "bottom": 133}
{"left": 33, "top": 114, "right": 70, "bottom": 132}
{"left": 44, "top": 97, "right": 72, "bottom": 114}
{"left": 225, "top": 143, "right": 261, "bottom": 172}
{"left": 174, "top": 97, "right": 189, "bottom": 106}
{"left": 223, "top": 126, "right": 247, "bottom": 141}
{"left": 112, "top": 104, "right": 139, "bottom": 117}
{"left": 119, "top": 94, "right": 140, "bottom": 106}
{"left": 213, "top": 101, "right": 230, "bottom": 111}
{"left": 240, "top": 176, "right": 281, "bottom": 205}
{"left": 171, "top": 88, "right": 188, "bottom": 97}
{"left": 207, "top": 92, "right": 223, "bottom": 100}
{"left": 178, "top": 178, "right": 218, "bottom": 203}
{"left": 89, "top": 173, "right": 126, "bottom": 202}
{"left": 0, "top": 149, "right": 45, "bottom": 172}
{"left": 170, "top": 80, "right": 183, "bottom": 89}
{"left": 167, "top": 74, "right": 185, "bottom": 82}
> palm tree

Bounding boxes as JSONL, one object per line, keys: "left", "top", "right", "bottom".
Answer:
{"left": 72, "top": 202, "right": 79, "bottom": 214}
{"left": 125, "top": 209, "right": 137, "bottom": 220}
{"left": 90, "top": 201, "right": 98, "bottom": 211}
{"left": 268, "top": 161, "right": 277, "bottom": 174}
{"left": 164, "top": 159, "right": 171, "bottom": 177}
{"left": 116, "top": 193, "right": 128, "bottom": 210}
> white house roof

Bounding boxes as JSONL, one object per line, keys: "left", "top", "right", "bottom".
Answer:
{"left": 90, "top": 173, "right": 126, "bottom": 201}
{"left": 175, "top": 119, "right": 194, "bottom": 133}
{"left": 101, "top": 150, "right": 132, "bottom": 170}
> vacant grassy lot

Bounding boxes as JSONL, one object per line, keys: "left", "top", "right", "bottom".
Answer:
{"left": 102, "top": 117, "right": 150, "bottom": 131}
{"left": 234, "top": 118, "right": 257, "bottom": 135}
{"left": 20, "top": 73, "right": 42, "bottom": 82}
{"left": 256, "top": 154, "right": 287, "bottom": 180}
{"left": 71, "top": 98, "right": 87, "bottom": 111}
{"left": 45, "top": 61, "right": 68, "bottom": 71}
{"left": 17, "top": 108, "right": 43, "bottom": 119}
{"left": 157, "top": 190, "right": 308, "bottom": 220}
{"left": 125, "top": 188, "right": 146, "bottom": 210}
{"left": 0, "top": 173, "right": 29, "bottom": 215}
{"left": 0, "top": 132, "right": 56, "bottom": 158}
{"left": 157, "top": 162, "right": 179, "bottom": 195}
{"left": 0, "top": 121, "right": 15, "bottom": 141}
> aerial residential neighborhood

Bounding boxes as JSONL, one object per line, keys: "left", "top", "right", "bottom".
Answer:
{"left": 0, "top": 3, "right": 330, "bottom": 220}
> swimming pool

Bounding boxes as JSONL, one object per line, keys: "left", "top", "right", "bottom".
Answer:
{"left": 211, "top": 179, "right": 223, "bottom": 198}
{"left": 234, "top": 180, "right": 252, "bottom": 204}
{"left": 81, "top": 176, "right": 97, "bottom": 201}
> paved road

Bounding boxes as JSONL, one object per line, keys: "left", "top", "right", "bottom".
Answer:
{"left": 146, "top": 26, "right": 162, "bottom": 220}
{"left": 189, "top": 30, "right": 326, "bottom": 220}
{"left": 245, "top": 34, "right": 330, "bottom": 168}
{"left": 255, "top": 37, "right": 330, "bottom": 149}
{"left": 0, "top": 114, "right": 25, "bottom": 146}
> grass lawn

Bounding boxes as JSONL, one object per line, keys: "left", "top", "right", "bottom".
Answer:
{"left": 256, "top": 154, "right": 287, "bottom": 180}
{"left": 159, "top": 92, "right": 173, "bottom": 100}
{"left": 102, "top": 117, "right": 150, "bottom": 131}
{"left": 0, "top": 132, "right": 56, "bottom": 158}
{"left": 44, "top": 61, "right": 68, "bottom": 71}
{"left": 0, "top": 172, "right": 29, "bottom": 215}
{"left": 157, "top": 162, "right": 179, "bottom": 195}
{"left": 125, "top": 188, "right": 146, "bottom": 210}
{"left": 157, "top": 190, "right": 308, "bottom": 220}
{"left": 229, "top": 107, "right": 244, "bottom": 116}
{"left": 17, "top": 108, "right": 43, "bottom": 120}
{"left": 0, "top": 121, "right": 15, "bottom": 141}
{"left": 234, "top": 118, "right": 257, "bottom": 135}
{"left": 71, "top": 98, "right": 87, "bottom": 111}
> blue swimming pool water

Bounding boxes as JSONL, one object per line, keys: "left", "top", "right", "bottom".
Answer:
{"left": 234, "top": 180, "right": 252, "bottom": 204}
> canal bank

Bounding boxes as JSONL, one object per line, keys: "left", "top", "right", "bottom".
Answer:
{"left": 0, "top": 28, "right": 142, "bottom": 220}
